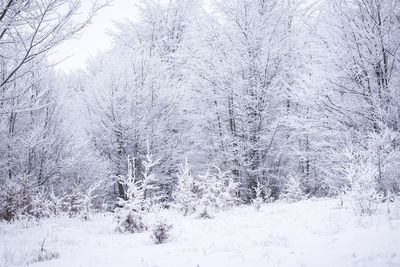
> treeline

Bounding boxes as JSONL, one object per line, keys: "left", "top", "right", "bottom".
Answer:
{"left": 1, "top": 0, "right": 400, "bottom": 221}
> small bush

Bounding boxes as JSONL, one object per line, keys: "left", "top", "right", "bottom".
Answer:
{"left": 0, "top": 176, "right": 54, "bottom": 221}
{"left": 346, "top": 183, "right": 383, "bottom": 216}
{"left": 0, "top": 180, "right": 21, "bottom": 221}
{"left": 341, "top": 145, "right": 383, "bottom": 216}
{"left": 173, "top": 159, "right": 198, "bottom": 216}
{"left": 280, "top": 175, "right": 305, "bottom": 203}
{"left": 115, "top": 210, "right": 147, "bottom": 233}
{"left": 151, "top": 219, "right": 173, "bottom": 244}
{"left": 251, "top": 179, "right": 264, "bottom": 211}
{"left": 30, "top": 235, "right": 59, "bottom": 264}
{"left": 197, "top": 208, "right": 214, "bottom": 219}
{"left": 33, "top": 249, "right": 60, "bottom": 263}
{"left": 385, "top": 194, "right": 400, "bottom": 219}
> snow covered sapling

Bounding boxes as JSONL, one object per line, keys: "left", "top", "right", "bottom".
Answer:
{"left": 64, "top": 185, "right": 84, "bottom": 217}
{"left": 197, "top": 208, "right": 214, "bottom": 219}
{"left": 118, "top": 156, "right": 145, "bottom": 211}
{"left": 0, "top": 178, "right": 25, "bottom": 221}
{"left": 281, "top": 174, "right": 305, "bottom": 203}
{"left": 115, "top": 156, "right": 148, "bottom": 233}
{"left": 29, "top": 190, "right": 52, "bottom": 219}
{"left": 32, "top": 235, "right": 59, "bottom": 263}
{"left": 80, "top": 181, "right": 102, "bottom": 220}
{"left": 0, "top": 176, "right": 48, "bottom": 221}
{"left": 213, "top": 167, "right": 240, "bottom": 209}
{"left": 115, "top": 144, "right": 163, "bottom": 233}
{"left": 173, "top": 159, "right": 198, "bottom": 216}
{"left": 141, "top": 142, "right": 162, "bottom": 211}
{"left": 115, "top": 211, "right": 148, "bottom": 233}
{"left": 47, "top": 189, "right": 64, "bottom": 216}
{"left": 151, "top": 218, "right": 173, "bottom": 244}
{"left": 196, "top": 166, "right": 239, "bottom": 218}
{"left": 342, "top": 145, "right": 383, "bottom": 216}
{"left": 252, "top": 179, "right": 264, "bottom": 211}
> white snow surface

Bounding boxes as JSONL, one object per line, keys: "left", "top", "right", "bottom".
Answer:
{"left": 1, "top": 198, "right": 400, "bottom": 267}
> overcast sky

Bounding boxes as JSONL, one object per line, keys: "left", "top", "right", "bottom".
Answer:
{"left": 49, "top": 0, "right": 139, "bottom": 73}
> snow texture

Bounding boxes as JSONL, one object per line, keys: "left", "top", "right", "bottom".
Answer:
{"left": 1, "top": 198, "right": 399, "bottom": 267}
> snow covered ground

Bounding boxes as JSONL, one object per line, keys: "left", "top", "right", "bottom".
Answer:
{"left": 1, "top": 198, "right": 400, "bottom": 267}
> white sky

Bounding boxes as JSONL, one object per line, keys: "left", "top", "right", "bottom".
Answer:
{"left": 49, "top": 0, "right": 140, "bottom": 73}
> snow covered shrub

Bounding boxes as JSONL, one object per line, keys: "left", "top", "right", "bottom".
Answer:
{"left": 0, "top": 176, "right": 51, "bottom": 221}
{"left": 79, "top": 182, "right": 102, "bottom": 220}
{"left": 385, "top": 194, "right": 400, "bottom": 220}
{"left": 280, "top": 174, "right": 305, "bottom": 203}
{"left": 114, "top": 154, "right": 160, "bottom": 233}
{"left": 29, "top": 190, "right": 52, "bottom": 219}
{"left": 252, "top": 179, "right": 264, "bottom": 211}
{"left": 115, "top": 210, "right": 148, "bottom": 233}
{"left": 342, "top": 145, "right": 383, "bottom": 216}
{"left": 117, "top": 156, "right": 146, "bottom": 211}
{"left": 263, "top": 186, "right": 274, "bottom": 204}
{"left": 366, "top": 128, "right": 400, "bottom": 196}
{"left": 172, "top": 161, "right": 239, "bottom": 217}
{"left": 140, "top": 145, "right": 164, "bottom": 211}
{"left": 47, "top": 189, "right": 64, "bottom": 216}
{"left": 33, "top": 249, "right": 60, "bottom": 264}
{"left": 189, "top": 166, "right": 239, "bottom": 218}
{"left": 197, "top": 166, "right": 239, "bottom": 211}
{"left": 0, "top": 179, "right": 22, "bottom": 221}
{"left": 173, "top": 159, "right": 198, "bottom": 216}
{"left": 64, "top": 185, "right": 84, "bottom": 217}
{"left": 151, "top": 218, "right": 173, "bottom": 244}
{"left": 30, "top": 235, "right": 60, "bottom": 264}
{"left": 197, "top": 208, "right": 214, "bottom": 219}
{"left": 118, "top": 149, "right": 163, "bottom": 212}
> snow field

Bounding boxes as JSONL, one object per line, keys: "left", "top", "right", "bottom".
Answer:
{"left": 1, "top": 198, "right": 400, "bottom": 267}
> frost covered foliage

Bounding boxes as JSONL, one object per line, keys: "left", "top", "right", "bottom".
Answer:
{"left": 115, "top": 157, "right": 147, "bottom": 233}
{"left": 114, "top": 152, "right": 163, "bottom": 233}
{"left": 0, "top": 176, "right": 50, "bottom": 221}
{"left": 117, "top": 156, "right": 146, "bottom": 212}
{"left": 115, "top": 211, "right": 148, "bottom": 234}
{"left": 280, "top": 175, "right": 305, "bottom": 203}
{"left": 366, "top": 129, "right": 400, "bottom": 195}
{"left": 173, "top": 161, "right": 239, "bottom": 216}
{"left": 196, "top": 167, "right": 239, "bottom": 214}
{"left": 151, "top": 218, "right": 173, "bottom": 244}
{"left": 173, "top": 159, "right": 198, "bottom": 216}
{"left": 59, "top": 182, "right": 102, "bottom": 219}
{"left": 341, "top": 145, "right": 383, "bottom": 216}
{"left": 338, "top": 128, "right": 400, "bottom": 216}
{"left": 0, "top": 176, "right": 102, "bottom": 221}
{"left": 252, "top": 180, "right": 264, "bottom": 211}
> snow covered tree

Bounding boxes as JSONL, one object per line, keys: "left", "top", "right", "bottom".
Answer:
{"left": 83, "top": 0, "right": 199, "bottom": 202}
{"left": 309, "top": 0, "right": 400, "bottom": 196}
{"left": 117, "top": 156, "right": 145, "bottom": 211}
{"left": 251, "top": 179, "right": 264, "bottom": 211}
{"left": 0, "top": 0, "right": 107, "bottom": 220}
{"left": 280, "top": 174, "right": 305, "bottom": 203}
{"left": 341, "top": 143, "right": 383, "bottom": 215}
{"left": 196, "top": 166, "right": 239, "bottom": 216}
{"left": 115, "top": 156, "right": 147, "bottom": 233}
{"left": 151, "top": 218, "right": 174, "bottom": 244}
{"left": 0, "top": 0, "right": 106, "bottom": 181}
{"left": 191, "top": 0, "right": 305, "bottom": 201}
{"left": 173, "top": 159, "right": 198, "bottom": 216}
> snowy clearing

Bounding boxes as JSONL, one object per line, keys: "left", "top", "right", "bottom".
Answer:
{"left": 1, "top": 198, "right": 400, "bottom": 267}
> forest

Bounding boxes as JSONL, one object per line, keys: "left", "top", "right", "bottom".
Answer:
{"left": 0, "top": 0, "right": 400, "bottom": 266}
